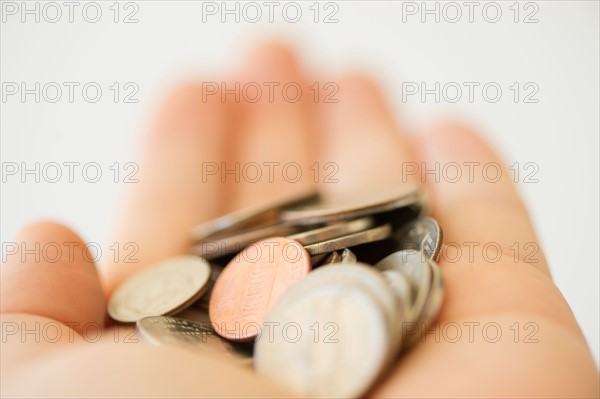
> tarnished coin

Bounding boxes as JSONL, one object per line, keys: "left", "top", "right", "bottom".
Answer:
{"left": 375, "top": 250, "right": 432, "bottom": 325}
{"left": 209, "top": 237, "right": 311, "bottom": 342}
{"left": 192, "top": 223, "right": 301, "bottom": 260}
{"left": 280, "top": 184, "right": 422, "bottom": 225}
{"left": 287, "top": 217, "right": 373, "bottom": 245}
{"left": 137, "top": 316, "right": 253, "bottom": 361}
{"left": 192, "top": 189, "right": 318, "bottom": 240}
{"left": 254, "top": 264, "right": 394, "bottom": 398}
{"left": 394, "top": 216, "right": 443, "bottom": 262}
{"left": 108, "top": 256, "right": 211, "bottom": 323}
{"left": 304, "top": 223, "right": 391, "bottom": 256}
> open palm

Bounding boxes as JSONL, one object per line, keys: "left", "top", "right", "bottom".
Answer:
{"left": 2, "top": 43, "right": 597, "bottom": 398}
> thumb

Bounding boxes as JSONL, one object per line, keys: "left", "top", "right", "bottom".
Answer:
{"left": 1, "top": 221, "right": 106, "bottom": 336}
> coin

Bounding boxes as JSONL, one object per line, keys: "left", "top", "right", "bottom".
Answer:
{"left": 287, "top": 217, "right": 373, "bottom": 245}
{"left": 209, "top": 237, "right": 311, "bottom": 342}
{"left": 280, "top": 184, "right": 422, "bottom": 225}
{"left": 137, "top": 316, "right": 253, "bottom": 361}
{"left": 304, "top": 223, "right": 392, "bottom": 256}
{"left": 192, "top": 223, "right": 301, "bottom": 260}
{"left": 192, "top": 189, "right": 318, "bottom": 240}
{"left": 394, "top": 216, "right": 443, "bottom": 262}
{"left": 374, "top": 250, "right": 432, "bottom": 325}
{"left": 254, "top": 264, "right": 394, "bottom": 398}
{"left": 108, "top": 256, "right": 212, "bottom": 323}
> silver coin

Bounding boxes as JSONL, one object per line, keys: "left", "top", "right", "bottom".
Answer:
{"left": 375, "top": 250, "right": 432, "bottom": 325}
{"left": 394, "top": 216, "right": 443, "bottom": 262}
{"left": 287, "top": 217, "right": 373, "bottom": 245}
{"left": 280, "top": 184, "right": 423, "bottom": 225}
{"left": 191, "top": 189, "right": 318, "bottom": 240}
{"left": 191, "top": 223, "right": 301, "bottom": 260}
{"left": 108, "top": 256, "right": 211, "bottom": 323}
{"left": 304, "top": 223, "right": 392, "bottom": 256}
{"left": 254, "top": 264, "right": 394, "bottom": 398}
{"left": 137, "top": 316, "right": 253, "bottom": 361}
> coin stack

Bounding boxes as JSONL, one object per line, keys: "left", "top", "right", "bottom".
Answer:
{"left": 108, "top": 185, "right": 445, "bottom": 398}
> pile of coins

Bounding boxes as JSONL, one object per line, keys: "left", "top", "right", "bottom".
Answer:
{"left": 108, "top": 185, "right": 445, "bottom": 398}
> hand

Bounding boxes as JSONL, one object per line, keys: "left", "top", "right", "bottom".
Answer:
{"left": 2, "top": 43, "right": 597, "bottom": 398}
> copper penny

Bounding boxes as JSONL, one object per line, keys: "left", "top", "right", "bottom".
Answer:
{"left": 209, "top": 237, "right": 311, "bottom": 342}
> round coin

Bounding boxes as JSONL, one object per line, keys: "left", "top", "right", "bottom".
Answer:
{"left": 209, "top": 237, "right": 311, "bottom": 342}
{"left": 108, "top": 256, "right": 212, "bottom": 323}
{"left": 280, "top": 184, "right": 422, "bottom": 225}
{"left": 394, "top": 216, "right": 443, "bottom": 262}
{"left": 254, "top": 264, "right": 393, "bottom": 398}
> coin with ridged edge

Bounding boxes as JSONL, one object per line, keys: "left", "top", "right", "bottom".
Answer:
{"left": 108, "top": 256, "right": 211, "bottom": 323}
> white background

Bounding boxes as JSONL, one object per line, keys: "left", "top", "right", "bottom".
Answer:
{"left": 1, "top": 1, "right": 598, "bottom": 364}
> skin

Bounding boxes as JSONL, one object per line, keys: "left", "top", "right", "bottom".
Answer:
{"left": 1, "top": 43, "right": 598, "bottom": 398}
